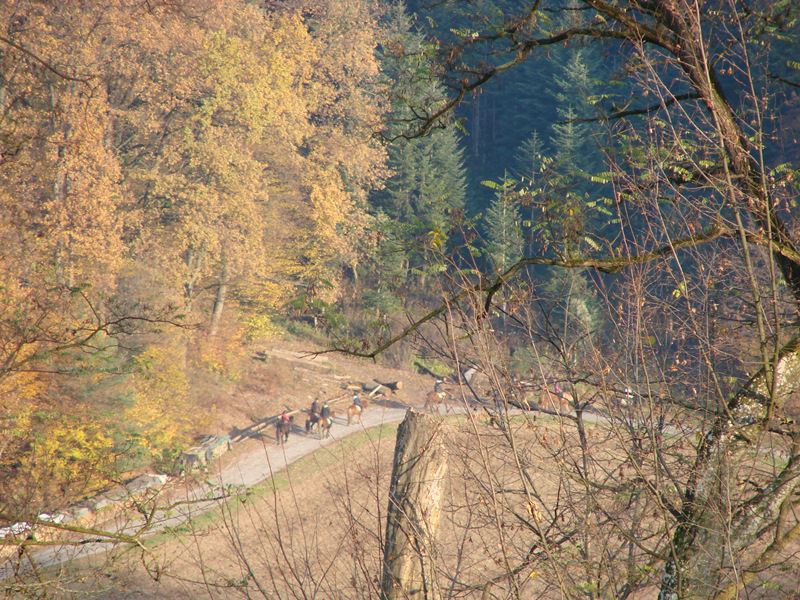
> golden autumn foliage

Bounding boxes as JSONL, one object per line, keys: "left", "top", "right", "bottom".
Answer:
{"left": 0, "top": 371, "right": 39, "bottom": 472}
{"left": 125, "top": 345, "right": 194, "bottom": 460}
{"left": 24, "top": 422, "right": 115, "bottom": 498}
{"left": 1, "top": 405, "right": 115, "bottom": 510}
{"left": 297, "top": 0, "right": 388, "bottom": 295}
{"left": 0, "top": 0, "right": 389, "bottom": 517}
{"left": 0, "top": 4, "right": 126, "bottom": 292}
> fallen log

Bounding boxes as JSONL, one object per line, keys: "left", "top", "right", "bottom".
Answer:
{"left": 344, "top": 380, "right": 399, "bottom": 395}
{"left": 374, "top": 379, "right": 403, "bottom": 392}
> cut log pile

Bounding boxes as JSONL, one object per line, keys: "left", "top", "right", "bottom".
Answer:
{"left": 344, "top": 379, "right": 402, "bottom": 396}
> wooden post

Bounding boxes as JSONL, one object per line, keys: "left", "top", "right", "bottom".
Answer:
{"left": 381, "top": 410, "right": 448, "bottom": 600}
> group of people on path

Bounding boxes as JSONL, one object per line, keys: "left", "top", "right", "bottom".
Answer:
{"left": 276, "top": 392, "right": 363, "bottom": 442}
{"left": 307, "top": 398, "right": 332, "bottom": 421}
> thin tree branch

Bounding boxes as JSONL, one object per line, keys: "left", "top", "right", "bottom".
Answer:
{"left": 713, "top": 520, "right": 800, "bottom": 600}
{"left": 0, "top": 36, "right": 93, "bottom": 83}
{"left": 388, "top": 22, "right": 671, "bottom": 142}
{"left": 768, "top": 71, "right": 800, "bottom": 89}
{"left": 562, "top": 93, "right": 701, "bottom": 124}
{"left": 319, "top": 225, "right": 729, "bottom": 360}
{"left": 483, "top": 224, "right": 731, "bottom": 312}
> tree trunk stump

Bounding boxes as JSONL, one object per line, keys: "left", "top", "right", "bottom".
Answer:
{"left": 381, "top": 410, "right": 448, "bottom": 600}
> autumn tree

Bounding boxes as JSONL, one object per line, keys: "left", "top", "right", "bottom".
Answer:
{"left": 290, "top": 0, "right": 388, "bottom": 303}
{"left": 0, "top": 1, "right": 391, "bottom": 573}
{"left": 0, "top": 1, "right": 141, "bottom": 514}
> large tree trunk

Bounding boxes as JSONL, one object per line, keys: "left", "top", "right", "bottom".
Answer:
{"left": 659, "top": 336, "right": 800, "bottom": 599}
{"left": 627, "top": 4, "right": 800, "bottom": 597}
{"left": 209, "top": 255, "right": 228, "bottom": 337}
{"left": 381, "top": 410, "right": 448, "bottom": 600}
{"left": 183, "top": 247, "right": 200, "bottom": 313}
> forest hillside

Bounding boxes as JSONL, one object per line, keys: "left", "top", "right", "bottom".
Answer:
{"left": 3, "top": 1, "right": 800, "bottom": 598}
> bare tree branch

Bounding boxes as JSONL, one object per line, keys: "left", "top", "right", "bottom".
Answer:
{"left": 0, "top": 35, "right": 93, "bottom": 83}
{"left": 562, "top": 93, "right": 701, "bottom": 124}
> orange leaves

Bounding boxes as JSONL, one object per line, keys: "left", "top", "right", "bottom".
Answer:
{"left": 0, "top": 0, "right": 391, "bottom": 506}
{"left": 0, "top": 0, "right": 391, "bottom": 346}
{"left": 0, "top": 3, "right": 127, "bottom": 298}
{"left": 44, "top": 88, "right": 126, "bottom": 290}
{"left": 124, "top": 5, "right": 324, "bottom": 317}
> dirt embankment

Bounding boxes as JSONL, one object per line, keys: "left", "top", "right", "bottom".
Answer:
{"left": 211, "top": 340, "right": 433, "bottom": 437}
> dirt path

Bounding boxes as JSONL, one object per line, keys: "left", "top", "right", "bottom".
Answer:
{"left": 1, "top": 403, "right": 410, "bottom": 580}
{"left": 2, "top": 338, "right": 436, "bottom": 582}
{"left": 215, "top": 403, "right": 408, "bottom": 489}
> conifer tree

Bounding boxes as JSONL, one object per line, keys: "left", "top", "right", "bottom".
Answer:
{"left": 515, "top": 131, "right": 545, "bottom": 184}
{"left": 492, "top": 35, "right": 607, "bottom": 343}
{"left": 541, "top": 47, "right": 605, "bottom": 338}
{"left": 372, "top": 3, "right": 467, "bottom": 285}
{"left": 485, "top": 178, "right": 524, "bottom": 274}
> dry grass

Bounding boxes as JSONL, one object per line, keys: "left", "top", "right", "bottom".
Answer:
{"left": 62, "top": 415, "right": 667, "bottom": 598}
{"left": 70, "top": 423, "right": 399, "bottom": 599}
{"left": 26, "top": 409, "right": 800, "bottom": 599}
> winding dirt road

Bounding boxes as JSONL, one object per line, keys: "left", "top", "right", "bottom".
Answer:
{"left": 1, "top": 403, "right": 410, "bottom": 580}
